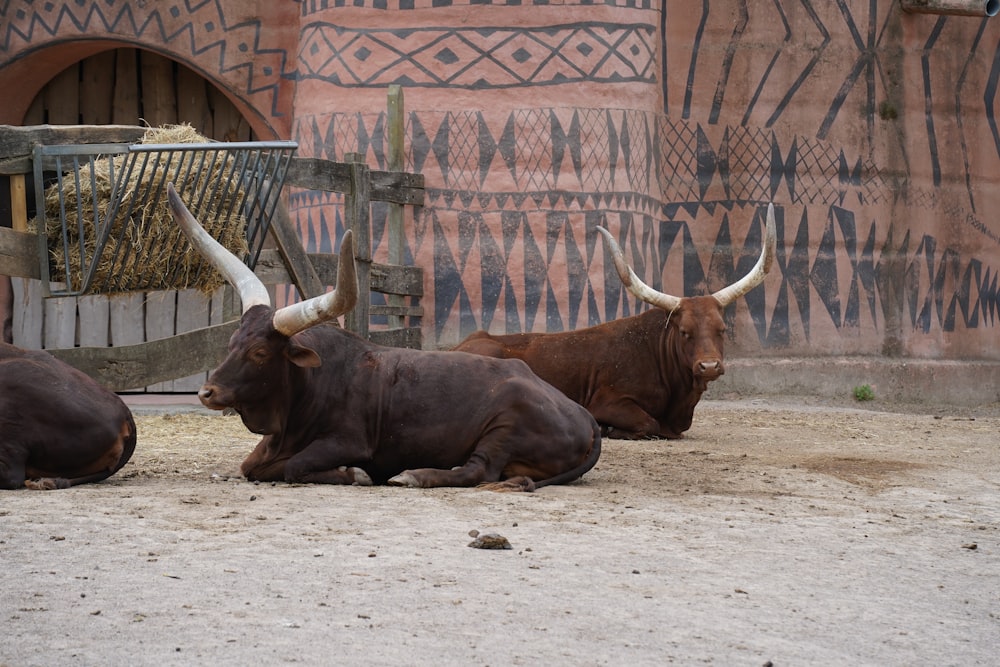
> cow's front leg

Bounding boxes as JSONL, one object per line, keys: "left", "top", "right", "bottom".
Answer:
{"left": 0, "top": 456, "right": 28, "bottom": 490}
{"left": 388, "top": 464, "right": 482, "bottom": 488}
{"left": 288, "top": 465, "right": 372, "bottom": 486}
{"left": 241, "top": 437, "right": 289, "bottom": 482}
{"left": 387, "top": 450, "right": 532, "bottom": 490}
{"left": 587, "top": 392, "right": 661, "bottom": 439}
{"left": 282, "top": 438, "right": 373, "bottom": 485}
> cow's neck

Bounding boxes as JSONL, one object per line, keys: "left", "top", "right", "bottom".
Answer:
{"left": 657, "top": 316, "right": 699, "bottom": 395}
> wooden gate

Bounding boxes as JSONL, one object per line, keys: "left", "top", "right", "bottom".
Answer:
{"left": 0, "top": 94, "right": 423, "bottom": 390}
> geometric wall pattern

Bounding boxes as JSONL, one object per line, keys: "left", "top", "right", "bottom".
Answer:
{"left": 293, "top": 108, "right": 1000, "bottom": 348}
{"left": 0, "top": 0, "right": 293, "bottom": 122}
{"left": 2, "top": 0, "right": 999, "bottom": 358}
{"left": 297, "top": 22, "right": 657, "bottom": 89}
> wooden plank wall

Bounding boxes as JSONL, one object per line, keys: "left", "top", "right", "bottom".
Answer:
{"left": 13, "top": 47, "right": 254, "bottom": 391}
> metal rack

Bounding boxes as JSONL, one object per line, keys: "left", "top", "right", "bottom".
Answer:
{"left": 33, "top": 140, "right": 297, "bottom": 296}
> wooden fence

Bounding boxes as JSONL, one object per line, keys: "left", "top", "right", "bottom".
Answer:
{"left": 0, "top": 97, "right": 423, "bottom": 391}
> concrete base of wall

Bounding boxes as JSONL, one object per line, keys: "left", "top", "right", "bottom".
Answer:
{"left": 714, "top": 357, "right": 1000, "bottom": 409}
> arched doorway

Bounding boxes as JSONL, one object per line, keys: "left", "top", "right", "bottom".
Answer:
{"left": 23, "top": 47, "right": 254, "bottom": 141}
{"left": 5, "top": 47, "right": 259, "bottom": 391}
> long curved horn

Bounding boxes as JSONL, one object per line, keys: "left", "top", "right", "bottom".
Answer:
{"left": 597, "top": 226, "right": 681, "bottom": 311}
{"left": 597, "top": 203, "right": 777, "bottom": 311}
{"left": 167, "top": 183, "right": 271, "bottom": 311}
{"left": 271, "top": 231, "right": 358, "bottom": 336}
{"left": 711, "top": 203, "right": 777, "bottom": 307}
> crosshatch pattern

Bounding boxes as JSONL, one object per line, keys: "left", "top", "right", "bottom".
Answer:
{"left": 3, "top": 1, "right": 998, "bottom": 354}
{"left": 293, "top": 106, "right": 998, "bottom": 348}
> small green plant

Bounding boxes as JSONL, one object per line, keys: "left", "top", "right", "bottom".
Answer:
{"left": 853, "top": 384, "right": 875, "bottom": 402}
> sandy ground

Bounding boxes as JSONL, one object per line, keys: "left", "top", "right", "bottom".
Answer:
{"left": 2, "top": 396, "right": 998, "bottom": 666}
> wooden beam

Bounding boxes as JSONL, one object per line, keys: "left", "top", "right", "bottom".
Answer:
{"left": 369, "top": 327, "right": 422, "bottom": 349}
{"left": 370, "top": 304, "right": 423, "bottom": 318}
{"left": 343, "top": 154, "right": 371, "bottom": 339}
{"left": 9, "top": 174, "right": 27, "bottom": 231}
{"left": 0, "top": 227, "right": 40, "bottom": 279}
{"left": 48, "top": 320, "right": 239, "bottom": 391}
{"left": 266, "top": 200, "right": 325, "bottom": 299}
{"left": 368, "top": 262, "right": 423, "bottom": 297}
{"left": 368, "top": 169, "right": 424, "bottom": 205}
{"left": 0, "top": 124, "right": 147, "bottom": 170}
{"left": 253, "top": 249, "right": 423, "bottom": 297}
{"left": 284, "top": 157, "right": 352, "bottom": 192}
{"left": 386, "top": 85, "right": 405, "bottom": 330}
{"left": 284, "top": 157, "right": 423, "bottom": 205}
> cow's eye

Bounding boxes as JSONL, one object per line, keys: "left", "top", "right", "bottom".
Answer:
{"left": 248, "top": 347, "right": 269, "bottom": 365}
{"left": 680, "top": 329, "right": 691, "bottom": 340}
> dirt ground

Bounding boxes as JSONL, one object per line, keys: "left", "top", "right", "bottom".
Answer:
{"left": 2, "top": 396, "right": 998, "bottom": 666}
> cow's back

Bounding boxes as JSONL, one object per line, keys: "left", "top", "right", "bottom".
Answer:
{"left": 455, "top": 314, "right": 671, "bottom": 406}
{"left": 454, "top": 312, "right": 697, "bottom": 438}
{"left": 325, "top": 337, "right": 597, "bottom": 481}
{"left": 0, "top": 344, "right": 136, "bottom": 482}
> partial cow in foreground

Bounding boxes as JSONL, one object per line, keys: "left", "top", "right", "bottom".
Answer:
{"left": 454, "top": 204, "right": 777, "bottom": 440}
{"left": 0, "top": 342, "right": 137, "bottom": 489}
{"left": 167, "top": 184, "right": 600, "bottom": 491}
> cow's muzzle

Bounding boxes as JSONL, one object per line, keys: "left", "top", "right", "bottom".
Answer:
{"left": 198, "top": 383, "right": 231, "bottom": 411}
{"left": 695, "top": 359, "right": 725, "bottom": 381}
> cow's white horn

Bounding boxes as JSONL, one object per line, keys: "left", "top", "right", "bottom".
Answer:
{"left": 711, "top": 203, "right": 777, "bottom": 307}
{"left": 272, "top": 230, "right": 358, "bottom": 336}
{"left": 167, "top": 183, "right": 271, "bottom": 312}
{"left": 597, "top": 226, "right": 682, "bottom": 312}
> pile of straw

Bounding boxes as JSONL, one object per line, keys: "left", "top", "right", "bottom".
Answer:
{"left": 38, "top": 124, "right": 249, "bottom": 294}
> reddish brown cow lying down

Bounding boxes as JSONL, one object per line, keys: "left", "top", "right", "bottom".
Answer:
{"left": 167, "top": 183, "right": 600, "bottom": 491}
{"left": 454, "top": 204, "right": 777, "bottom": 440}
{"left": 0, "top": 342, "right": 137, "bottom": 490}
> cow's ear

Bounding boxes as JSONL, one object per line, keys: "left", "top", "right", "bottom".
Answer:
{"left": 287, "top": 342, "right": 322, "bottom": 368}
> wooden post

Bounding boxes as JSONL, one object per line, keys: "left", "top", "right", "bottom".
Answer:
{"left": 9, "top": 175, "right": 27, "bottom": 232}
{"left": 268, "top": 199, "right": 326, "bottom": 299}
{"left": 2, "top": 175, "right": 24, "bottom": 344}
{"left": 343, "top": 152, "right": 371, "bottom": 339}
{"left": 386, "top": 85, "right": 405, "bottom": 330}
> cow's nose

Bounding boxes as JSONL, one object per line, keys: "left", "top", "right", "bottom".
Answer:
{"left": 198, "top": 385, "right": 215, "bottom": 404}
{"left": 697, "top": 360, "right": 724, "bottom": 377}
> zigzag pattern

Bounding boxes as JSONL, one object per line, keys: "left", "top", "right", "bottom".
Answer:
{"left": 293, "top": 108, "right": 1000, "bottom": 345}
{"left": 294, "top": 21, "right": 657, "bottom": 89}
{"left": 0, "top": 1, "right": 290, "bottom": 117}
{"left": 4, "top": 1, "right": 999, "bottom": 352}
{"left": 298, "top": 0, "right": 655, "bottom": 12}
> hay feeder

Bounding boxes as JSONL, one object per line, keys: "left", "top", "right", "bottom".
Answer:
{"left": 32, "top": 134, "right": 298, "bottom": 296}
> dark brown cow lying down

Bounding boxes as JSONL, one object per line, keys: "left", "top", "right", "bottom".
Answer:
{"left": 454, "top": 204, "right": 777, "bottom": 440}
{"left": 167, "top": 184, "right": 600, "bottom": 491}
{"left": 0, "top": 342, "right": 137, "bottom": 490}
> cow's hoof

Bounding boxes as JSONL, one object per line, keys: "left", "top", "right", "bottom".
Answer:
{"left": 24, "top": 477, "right": 67, "bottom": 490}
{"left": 349, "top": 467, "right": 372, "bottom": 486}
{"left": 337, "top": 466, "right": 373, "bottom": 486}
{"left": 387, "top": 471, "right": 420, "bottom": 487}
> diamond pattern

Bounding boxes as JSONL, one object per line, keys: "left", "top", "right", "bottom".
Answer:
{"left": 6, "top": 1, "right": 995, "bottom": 356}
{"left": 295, "top": 23, "right": 657, "bottom": 89}
{"left": 293, "top": 104, "right": 1000, "bottom": 348}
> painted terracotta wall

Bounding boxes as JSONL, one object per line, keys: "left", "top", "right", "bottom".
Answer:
{"left": 1, "top": 1, "right": 998, "bottom": 362}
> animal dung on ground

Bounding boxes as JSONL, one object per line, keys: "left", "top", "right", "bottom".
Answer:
{"left": 467, "top": 532, "right": 513, "bottom": 550}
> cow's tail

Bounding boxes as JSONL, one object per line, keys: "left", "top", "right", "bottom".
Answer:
{"left": 477, "top": 419, "right": 602, "bottom": 493}
{"left": 533, "top": 418, "right": 603, "bottom": 490}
